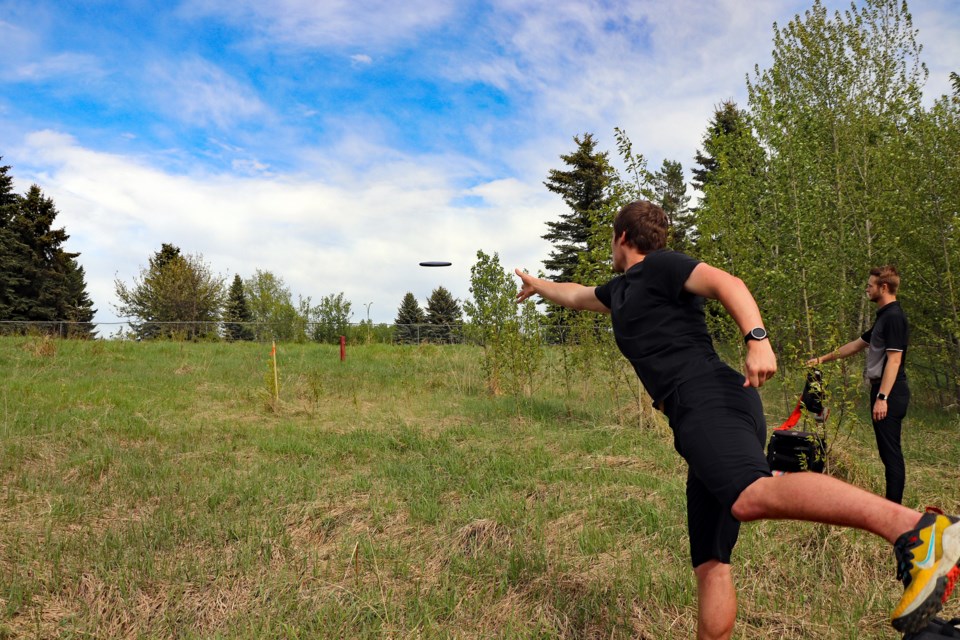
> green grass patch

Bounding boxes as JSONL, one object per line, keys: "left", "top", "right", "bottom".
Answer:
{"left": 0, "top": 337, "right": 957, "bottom": 638}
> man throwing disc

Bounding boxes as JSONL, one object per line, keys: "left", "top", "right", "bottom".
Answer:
{"left": 515, "top": 200, "right": 959, "bottom": 639}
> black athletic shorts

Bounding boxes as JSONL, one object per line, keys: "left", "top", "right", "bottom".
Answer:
{"left": 660, "top": 363, "right": 771, "bottom": 568}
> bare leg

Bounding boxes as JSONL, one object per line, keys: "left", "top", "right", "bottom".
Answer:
{"left": 731, "top": 472, "right": 920, "bottom": 543}
{"left": 695, "top": 560, "right": 736, "bottom": 640}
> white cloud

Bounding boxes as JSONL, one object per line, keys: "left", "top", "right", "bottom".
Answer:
{"left": 10, "top": 130, "right": 558, "bottom": 326}
{"left": 350, "top": 54, "right": 373, "bottom": 66}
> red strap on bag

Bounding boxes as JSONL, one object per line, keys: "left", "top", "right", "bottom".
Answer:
{"left": 777, "top": 400, "right": 803, "bottom": 430}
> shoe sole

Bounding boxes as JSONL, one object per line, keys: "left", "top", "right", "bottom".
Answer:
{"left": 892, "top": 521, "right": 960, "bottom": 634}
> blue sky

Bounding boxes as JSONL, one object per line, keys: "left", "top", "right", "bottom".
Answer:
{"left": 2, "top": 0, "right": 959, "bottom": 328}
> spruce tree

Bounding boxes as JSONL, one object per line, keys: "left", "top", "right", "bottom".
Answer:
{"left": 3, "top": 185, "right": 84, "bottom": 329}
{"left": 394, "top": 292, "right": 425, "bottom": 344}
{"left": 223, "top": 274, "right": 254, "bottom": 341}
{"left": 61, "top": 256, "right": 97, "bottom": 338}
{"left": 542, "top": 133, "right": 615, "bottom": 282}
{"left": 651, "top": 159, "right": 695, "bottom": 253}
{"left": 0, "top": 162, "right": 97, "bottom": 335}
{"left": 691, "top": 101, "right": 753, "bottom": 192}
{"left": 0, "top": 161, "right": 29, "bottom": 323}
{"left": 425, "top": 286, "right": 462, "bottom": 344}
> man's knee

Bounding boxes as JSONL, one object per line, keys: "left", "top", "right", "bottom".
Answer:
{"left": 730, "top": 476, "right": 767, "bottom": 522}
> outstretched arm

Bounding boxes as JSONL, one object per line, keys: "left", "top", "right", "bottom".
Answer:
{"left": 683, "top": 262, "right": 777, "bottom": 388}
{"left": 514, "top": 269, "right": 610, "bottom": 313}
{"left": 806, "top": 338, "right": 868, "bottom": 367}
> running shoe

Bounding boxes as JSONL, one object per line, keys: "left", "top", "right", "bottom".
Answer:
{"left": 891, "top": 508, "right": 960, "bottom": 633}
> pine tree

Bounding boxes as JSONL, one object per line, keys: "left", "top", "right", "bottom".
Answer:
{"left": 651, "top": 159, "right": 695, "bottom": 253}
{"left": 691, "top": 101, "right": 753, "bottom": 192}
{"left": 542, "top": 133, "right": 615, "bottom": 282}
{"left": 394, "top": 292, "right": 425, "bottom": 344}
{"left": 0, "top": 161, "right": 29, "bottom": 323}
{"left": 61, "top": 256, "right": 97, "bottom": 338}
{"left": 0, "top": 162, "right": 97, "bottom": 335}
{"left": 223, "top": 274, "right": 254, "bottom": 341}
{"left": 425, "top": 286, "right": 462, "bottom": 344}
{"left": 18, "top": 187, "right": 75, "bottom": 321}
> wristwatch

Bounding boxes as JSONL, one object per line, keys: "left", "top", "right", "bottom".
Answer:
{"left": 744, "top": 327, "right": 768, "bottom": 343}
{"left": 877, "top": 392, "right": 889, "bottom": 401}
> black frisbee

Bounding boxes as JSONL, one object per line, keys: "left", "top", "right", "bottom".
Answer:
{"left": 419, "top": 261, "right": 452, "bottom": 267}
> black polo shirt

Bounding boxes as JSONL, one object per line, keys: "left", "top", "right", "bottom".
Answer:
{"left": 594, "top": 249, "right": 723, "bottom": 404}
{"left": 861, "top": 300, "right": 908, "bottom": 383}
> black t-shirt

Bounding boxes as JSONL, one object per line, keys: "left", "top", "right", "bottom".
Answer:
{"left": 594, "top": 249, "right": 723, "bottom": 404}
{"left": 860, "top": 300, "right": 908, "bottom": 382}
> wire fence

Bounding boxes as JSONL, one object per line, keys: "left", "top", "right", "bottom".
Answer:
{"left": 0, "top": 320, "right": 600, "bottom": 346}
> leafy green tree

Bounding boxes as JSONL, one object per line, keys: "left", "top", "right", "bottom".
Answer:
{"left": 244, "top": 270, "right": 307, "bottom": 342}
{"left": 114, "top": 245, "right": 225, "bottom": 340}
{"left": 692, "top": 0, "right": 942, "bottom": 419}
{"left": 394, "top": 292, "right": 425, "bottom": 344}
{"left": 310, "top": 292, "right": 353, "bottom": 344}
{"left": 425, "top": 286, "right": 462, "bottom": 344}
{"left": 465, "top": 250, "right": 543, "bottom": 395}
{"left": 223, "top": 274, "right": 254, "bottom": 341}
{"left": 651, "top": 159, "right": 694, "bottom": 252}
{"left": 742, "top": 0, "right": 926, "bottom": 356}
{"left": 892, "top": 93, "right": 960, "bottom": 402}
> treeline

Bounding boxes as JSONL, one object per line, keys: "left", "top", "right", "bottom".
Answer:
{"left": 111, "top": 242, "right": 471, "bottom": 344}
{"left": 0, "top": 160, "right": 97, "bottom": 337}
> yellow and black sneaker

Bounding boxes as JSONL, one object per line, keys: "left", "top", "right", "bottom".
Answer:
{"left": 891, "top": 508, "right": 960, "bottom": 633}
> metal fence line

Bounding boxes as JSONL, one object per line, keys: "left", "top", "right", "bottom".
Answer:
{"left": 0, "top": 320, "right": 603, "bottom": 346}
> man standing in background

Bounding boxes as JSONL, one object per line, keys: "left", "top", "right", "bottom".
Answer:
{"left": 808, "top": 265, "right": 910, "bottom": 504}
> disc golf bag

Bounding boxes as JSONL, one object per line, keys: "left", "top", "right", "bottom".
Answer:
{"left": 767, "top": 429, "right": 826, "bottom": 473}
{"left": 767, "top": 369, "right": 827, "bottom": 473}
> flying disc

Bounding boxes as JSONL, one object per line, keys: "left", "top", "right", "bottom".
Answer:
{"left": 419, "top": 261, "right": 452, "bottom": 267}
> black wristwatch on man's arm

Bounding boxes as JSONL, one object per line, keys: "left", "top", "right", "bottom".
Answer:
{"left": 744, "top": 327, "right": 768, "bottom": 343}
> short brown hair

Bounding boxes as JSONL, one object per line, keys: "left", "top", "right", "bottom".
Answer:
{"left": 613, "top": 200, "right": 668, "bottom": 252}
{"left": 870, "top": 264, "right": 900, "bottom": 295}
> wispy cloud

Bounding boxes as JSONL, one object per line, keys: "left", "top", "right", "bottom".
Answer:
{"left": 4, "top": 52, "right": 105, "bottom": 83}
{"left": 147, "top": 57, "right": 268, "bottom": 129}
{"left": 180, "top": 0, "right": 456, "bottom": 49}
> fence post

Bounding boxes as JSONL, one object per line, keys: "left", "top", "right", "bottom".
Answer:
{"left": 340, "top": 335, "right": 346, "bottom": 361}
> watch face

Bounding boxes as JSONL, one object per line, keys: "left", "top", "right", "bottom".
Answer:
{"left": 750, "top": 328, "right": 767, "bottom": 340}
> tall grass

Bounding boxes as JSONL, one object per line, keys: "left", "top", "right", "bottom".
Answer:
{"left": 0, "top": 336, "right": 957, "bottom": 638}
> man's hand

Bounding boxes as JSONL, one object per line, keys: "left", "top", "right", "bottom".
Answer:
{"left": 872, "top": 398, "right": 888, "bottom": 421}
{"left": 744, "top": 339, "right": 777, "bottom": 388}
{"left": 514, "top": 268, "right": 538, "bottom": 303}
{"left": 805, "top": 356, "right": 821, "bottom": 367}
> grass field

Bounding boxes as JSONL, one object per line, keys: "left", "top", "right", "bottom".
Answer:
{"left": 0, "top": 336, "right": 958, "bottom": 639}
